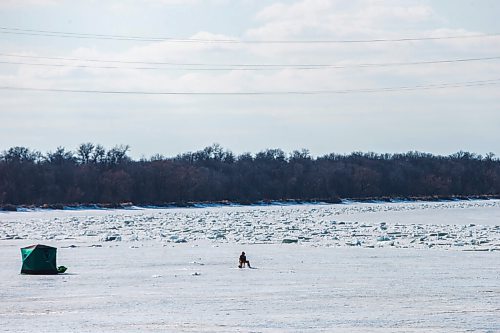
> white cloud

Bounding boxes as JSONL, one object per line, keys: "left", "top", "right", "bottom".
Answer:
{"left": 249, "top": 0, "right": 437, "bottom": 39}
{"left": 0, "top": 0, "right": 63, "bottom": 7}
{"left": 108, "top": 0, "right": 227, "bottom": 12}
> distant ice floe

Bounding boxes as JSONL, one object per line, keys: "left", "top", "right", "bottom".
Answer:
{"left": 0, "top": 200, "right": 499, "bottom": 251}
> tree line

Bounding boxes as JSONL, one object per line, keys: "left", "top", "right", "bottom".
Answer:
{"left": 0, "top": 143, "right": 499, "bottom": 207}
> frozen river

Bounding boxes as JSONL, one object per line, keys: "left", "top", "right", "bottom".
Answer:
{"left": 1, "top": 200, "right": 499, "bottom": 332}
{"left": 1, "top": 199, "right": 499, "bottom": 250}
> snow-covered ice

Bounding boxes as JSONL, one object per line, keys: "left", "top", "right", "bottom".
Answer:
{"left": 1, "top": 200, "right": 499, "bottom": 250}
{"left": 1, "top": 200, "right": 499, "bottom": 332}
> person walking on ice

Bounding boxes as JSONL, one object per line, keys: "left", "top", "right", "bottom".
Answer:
{"left": 238, "top": 251, "right": 251, "bottom": 268}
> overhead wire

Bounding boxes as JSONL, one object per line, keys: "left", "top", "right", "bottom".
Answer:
{"left": 0, "top": 78, "right": 498, "bottom": 95}
{"left": 0, "top": 53, "right": 499, "bottom": 71}
{"left": 2, "top": 28, "right": 498, "bottom": 96}
{"left": 1, "top": 26, "right": 500, "bottom": 44}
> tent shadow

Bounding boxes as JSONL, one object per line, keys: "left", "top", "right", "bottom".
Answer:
{"left": 18, "top": 272, "right": 77, "bottom": 276}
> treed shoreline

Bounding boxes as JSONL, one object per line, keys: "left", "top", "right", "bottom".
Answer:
{"left": 1, "top": 143, "right": 499, "bottom": 209}
{"left": 2, "top": 195, "right": 500, "bottom": 212}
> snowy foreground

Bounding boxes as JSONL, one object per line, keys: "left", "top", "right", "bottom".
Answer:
{"left": 1, "top": 200, "right": 499, "bottom": 332}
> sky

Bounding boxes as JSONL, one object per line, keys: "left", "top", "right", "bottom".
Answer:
{"left": 0, "top": 0, "right": 499, "bottom": 159}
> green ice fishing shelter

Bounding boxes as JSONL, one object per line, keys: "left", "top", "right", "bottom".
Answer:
{"left": 20, "top": 244, "right": 58, "bottom": 274}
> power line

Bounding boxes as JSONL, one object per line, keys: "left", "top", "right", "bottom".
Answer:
{"left": 0, "top": 52, "right": 237, "bottom": 66}
{"left": 0, "top": 79, "right": 498, "bottom": 95}
{"left": 1, "top": 26, "right": 500, "bottom": 44}
{"left": 1, "top": 54, "right": 499, "bottom": 71}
